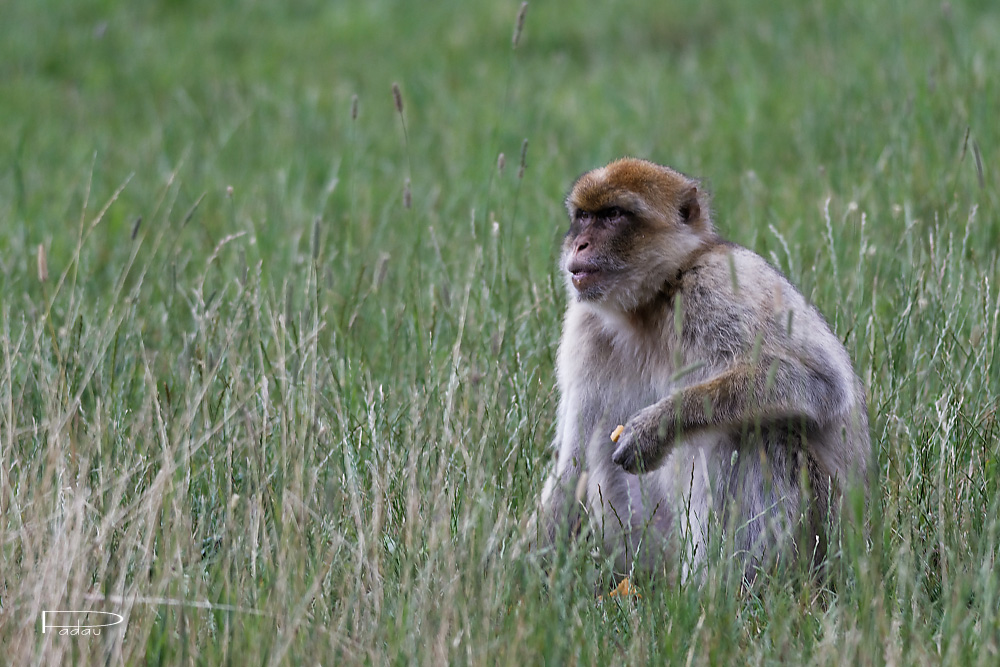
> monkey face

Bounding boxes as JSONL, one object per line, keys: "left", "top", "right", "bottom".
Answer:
{"left": 563, "top": 206, "right": 634, "bottom": 299}
{"left": 562, "top": 158, "right": 711, "bottom": 311}
{"left": 561, "top": 207, "right": 672, "bottom": 307}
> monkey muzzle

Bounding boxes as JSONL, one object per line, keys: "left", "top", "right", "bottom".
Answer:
{"left": 567, "top": 259, "right": 603, "bottom": 292}
{"left": 571, "top": 270, "right": 599, "bottom": 291}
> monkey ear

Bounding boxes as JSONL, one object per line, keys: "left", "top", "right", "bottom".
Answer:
{"left": 678, "top": 186, "right": 701, "bottom": 224}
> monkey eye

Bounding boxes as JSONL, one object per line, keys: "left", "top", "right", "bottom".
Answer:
{"left": 573, "top": 207, "right": 628, "bottom": 224}
{"left": 602, "top": 206, "right": 628, "bottom": 221}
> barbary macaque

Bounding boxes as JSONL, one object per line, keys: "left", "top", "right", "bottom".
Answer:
{"left": 535, "top": 158, "right": 870, "bottom": 581}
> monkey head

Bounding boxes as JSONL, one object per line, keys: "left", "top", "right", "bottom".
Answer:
{"left": 562, "top": 158, "right": 714, "bottom": 312}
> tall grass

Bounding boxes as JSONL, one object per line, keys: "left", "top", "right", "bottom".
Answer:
{"left": 1, "top": 0, "right": 999, "bottom": 663}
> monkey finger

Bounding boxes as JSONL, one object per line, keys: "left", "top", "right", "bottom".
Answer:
{"left": 612, "top": 438, "right": 642, "bottom": 474}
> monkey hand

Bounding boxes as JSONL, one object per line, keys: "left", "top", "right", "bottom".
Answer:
{"left": 612, "top": 402, "right": 677, "bottom": 474}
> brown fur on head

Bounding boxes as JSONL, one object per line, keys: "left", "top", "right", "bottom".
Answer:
{"left": 562, "top": 158, "right": 717, "bottom": 312}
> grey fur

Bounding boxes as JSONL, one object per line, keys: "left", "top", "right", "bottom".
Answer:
{"left": 534, "top": 159, "right": 870, "bottom": 581}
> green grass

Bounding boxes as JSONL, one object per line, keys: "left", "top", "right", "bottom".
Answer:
{"left": 2, "top": 0, "right": 999, "bottom": 663}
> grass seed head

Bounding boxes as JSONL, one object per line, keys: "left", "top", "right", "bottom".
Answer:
{"left": 512, "top": 2, "right": 528, "bottom": 49}
{"left": 392, "top": 82, "right": 404, "bottom": 114}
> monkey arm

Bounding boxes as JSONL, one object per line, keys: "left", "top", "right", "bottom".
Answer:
{"left": 674, "top": 353, "right": 836, "bottom": 430}
{"left": 613, "top": 353, "right": 840, "bottom": 474}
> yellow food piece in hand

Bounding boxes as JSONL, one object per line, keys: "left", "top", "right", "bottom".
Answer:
{"left": 610, "top": 424, "right": 625, "bottom": 442}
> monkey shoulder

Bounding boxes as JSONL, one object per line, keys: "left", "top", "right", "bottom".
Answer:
{"left": 682, "top": 242, "right": 862, "bottom": 413}
{"left": 674, "top": 244, "right": 764, "bottom": 358}
{"left": 677, "top": 243, "right": 829, "bottom": 359}
{"left": 683, "top": 243, "right": 789, "bottom": 304}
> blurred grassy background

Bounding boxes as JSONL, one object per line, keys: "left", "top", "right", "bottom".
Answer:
{"left": 2, "top": 0, "right": 999, "bottom": 663}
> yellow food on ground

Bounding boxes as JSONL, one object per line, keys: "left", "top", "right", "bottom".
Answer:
{"left": 598, "top": 577, "right": 642, "bottom": 602}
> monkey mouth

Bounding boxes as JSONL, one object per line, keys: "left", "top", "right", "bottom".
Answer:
{"left": 571, "top": 270, "right": 598, "bottom": 291}
{"left": 569, "top": 266, "right": 605, "bottom": 292}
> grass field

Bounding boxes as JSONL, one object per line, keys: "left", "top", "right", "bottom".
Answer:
{"left": 2, "top": 0, "right": 999, "bottom": 663}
